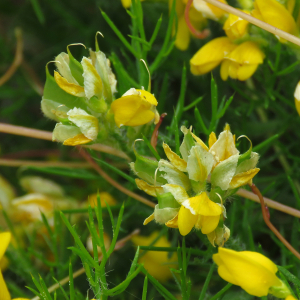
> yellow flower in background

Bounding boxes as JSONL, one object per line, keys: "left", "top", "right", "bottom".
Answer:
{"left": 87, "top": 191, "right": 117, "bottom": 207}
{"left": 121, "top": 0, "right": 144, "bottom": 9}
{"left": 111, "top": 88, "right": 159, "bottom": 127}
{"left": 170, "top": 0, "right": 206, "bottom": 51}
{"left": 0, "top": 232, "right": 30, "bottom": 300}
{"left": 223, "top": 11, "right": 249, "bottom": 40}
{"left": 213, "top": 247, "right": 295, "bottom": 299}
{"left": 252, "top": 0, "right": 297, "bottom": 41}
{"left": 220, "top": 41, "right": 265, "bottom": 81}
{"left": 86, "top": 232, "right": 111, "bottom": 256}
{"left": 294, "top": 81, "right": 300, "bottom": 116}
{"left": 131, "top": 231, "right": 177, "bottom": 282}
{"left": 193, "top": 0, "right": 228, "bottom": 20}
{"left": 190, "top": 37, "right": 236, "bottom": 76}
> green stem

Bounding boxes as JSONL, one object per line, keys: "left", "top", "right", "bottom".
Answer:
{"left": 198, "top": 263, "right": 215, "bottom": 300}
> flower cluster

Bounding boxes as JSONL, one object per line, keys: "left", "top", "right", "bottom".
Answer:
{"left": 131, "top": 124, "right": 260, "bottom": 246}
{"left": 190, "top": 0, "right": 298, "bottom": 81}
{"left": 41, "top": 39, "right": 159, "bottom": 147}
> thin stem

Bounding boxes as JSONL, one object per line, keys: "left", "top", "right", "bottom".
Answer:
{"left": 185, "top": 0, "right": 210, "bottom": 39}
{"left": 77, "top": 147, "right": 155, "bottom": 208}
{"left": 30, "top": 229, "right": 140, "bottom": 300}
{"left": 202, "top": 0, "right": 300, "bottom": 46}
{"left": 0, "top": 159, "right": 92, "bottom": 168}
{"left": 150, "top": 113, "right": 167, "bottom": 151}
{"left": 210, "top": 283, "right": 232, "bottom": 300}
{"left": 236, "top": 188, "right": 300, "bottom": 218}
{"left": 198, "top": 263, "right": 215, "bottom": 300}
{"left": 250, "top": 183, "right": 300, "bottom": 260}
{"left": 0, "top": 28, "right": 23, "bottom": 86}
{"left": 0, "top": 123, "right": 130, "bottom": 160}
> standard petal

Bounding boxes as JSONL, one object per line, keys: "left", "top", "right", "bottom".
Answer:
{"left": 229, "top": 168, "right": 260, "bottom": 189}
{"left": 162, "top": 184, "right": 189, "bottom": 204}
{"left": 135, "top": 179, "right": 164, "bottom": 196}
{"left": 187, "top": 145, "right": 214, "bottom": 182}
{"left": 178, "top": 205, "right": 198, "bottom": 236}
{"left": 163, "top": 142, "right": 187, "bottom": 172}
{"left": 67, "top": 108, "right": 99, "bottom": 140}
{"left": 111, "top": 95, "right": 154, "bottom": 127}
{"left": 210, "top": 154, "right": 239, "bottom": 190}
{"left": 182, "top": 192, "right": 222, "bottom": 216}
{"left": 81, "top": 57, "right": 103, "bottom": 99}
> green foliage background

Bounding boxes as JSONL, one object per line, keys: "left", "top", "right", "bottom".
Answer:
{"left": 1, "top": 0, "right": 300, "bottom": 299}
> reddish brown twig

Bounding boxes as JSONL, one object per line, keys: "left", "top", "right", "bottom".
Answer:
{"left": 77, "top": 147, "right": 155, "bottom": 208}
{"left": 0, "top": 28, "right": 23, "bottom": 86}
{"left": 250, "top": 183, "right": 300, "bottom": 260}
{"left": 151, "top": 113, "right": 167, "bottom": 151}
{"left": 185, "top": 0, "right": 210, "bottom": 39}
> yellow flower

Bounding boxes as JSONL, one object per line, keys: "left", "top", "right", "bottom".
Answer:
{"left": 252, "top": 0, "right": 297, "bottom": 41}
{"left": 170, "top": 0, "right": 206, "bottom": 51}
{"left": 111, "top": 88, "right": 159, "bottom": 127}
{"left": 131, "top": 231, "right": 177, "bottom": 282}
{"left": 190, "top": 37, "right": 236, "bottom": 76}
{"left": 294, "top": 81, "right": 300, "bottom": 116}
{"left": 193, "top": 0, "right": 228, "bottom": 20}
{"left": 120, "top": 0, "right": 144, "bottom": 9}
{"left": 87, "top": 191, "right": 117, "bottom": 207}
{"left": 220, "top": 41, "right": 265, "bottom": 81}
{"left": 0, "top": 232, "right": 29, "bottom": 300}
{"left": 223, "top": 11, "right": 249, "bottom": 40}
{"left": 213, "top": 247, "right": 295, "bottom": 299}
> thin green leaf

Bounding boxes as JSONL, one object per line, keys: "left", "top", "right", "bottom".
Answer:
{"left": 29, "top": 0, "right": 45, "bottom": 24}
{"left": 183, "top": 96, "right": 204, "bottom": 112}
{"left": 142, "top": 134, "right": 161, "bottom": 161}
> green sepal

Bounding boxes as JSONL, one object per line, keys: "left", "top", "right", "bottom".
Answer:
{"left": 87, "top": 95, "right": 108, "bottom": 113}
{"left": 157, "top": 192, "right": 180, "bottom": 209}
{"left": 67, "top": 46, "right": 84, "bottom": 86}
{"left": 237, "top": 137, "right": 252, "bottom": 165}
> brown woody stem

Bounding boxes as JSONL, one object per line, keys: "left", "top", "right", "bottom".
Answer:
{"left": 250, "top": 183, "right": 300, "bottom": 260}
{"left": 77, "top": 147, "right": 155, "bottom": 208}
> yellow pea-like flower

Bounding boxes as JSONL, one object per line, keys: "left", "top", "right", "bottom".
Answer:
{"left": 294, "top": 81, "right": 300, "bottom": 116}
{"left": 220, "top": 41, "right": 265, "bottom": 81}
{"left": 252, "top": 0, "right": 297, "bottom": 41}
{"left": 193, "top": 0, "right": 228, "bottom": 20}
{"left": 190, "top": 37, "right": 236, "bottom": 76}
{"left": 223, "top": 11, "right": 249, "bottom": 40}
{"left": 111, "top": 88, "right": 158, "bottom": 127}
{"left": 213, "top": 247, "right": 294, "bottom": 298}
{"left": 0, "top": 232, "right": 30, "bottom": 300}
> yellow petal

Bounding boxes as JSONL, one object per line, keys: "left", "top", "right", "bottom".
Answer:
{"left": 111, "top": 95, "right": 154, "bottom": 127}
{"left": 135, "top": 179, "right": 164, "bottom": 197}
{"left": 253, "top": 0, "right": 297, "bottom": 35}
{"left": 294, "top": 81, "right": 300, "bottom": 116}
{"left": 191, "top": 132, "right": 209, "bottom": 151}
{"left": 216, "top": 247, "right": 281, "bottom": 297}
{"left": 163, "top": 142, "right": 187, "bottom": 172}
{"left": 88, "top": 192, "right": 117, "bottom": 208}
{"left": 137, "top": 89, "right": 158, "bottom": 106}
{"left": 162, "top": 184, "right": 189, "bottom": 203}
{"left": 223, "top": 11, "right": 249, "bottom": 40}
{"left": 165, "top": 214, "right": 178, "bottom": 228}
{"left": 220, "top": 59, "right": 230, "bottom": 81}
{"left": 143, "top": 213, "right": 155, "bottom": 225}
{"left": 286, "top": 295, "right": 297, "bottom": 300}
{"left": 229, "top": 168, "right": 260, "bottom": 189}
{"left": 63, "top": 133, "right": 92, "bottom": 146}
{"left": 178, "top": 205, "right": 198, "bottom": 236}
{"left": 121, "top": 0, "right": 131, "bottom": 8}
{"left": 182, "top": 192, "right": 222, "bottom": 216}
{"left": 54, "top": 71, "right": 85, "bottom": 97}
{"left": 193, "top": 0, "right": 228, "bottom": 20}
{"left": 237, "top": 64, "right": 259, "bottom": 81}
{"left": 0, "top": 233, "right": 11, "bottom": 261}
{"left": 175, "top": 15, "right": 191, "bottom": 51}
{"left": 190, "top": 37, "right": 236, "bottom": 75}
{"left": 227, "top": 41, "right": 265, "bottom": 65}
{"left": 195, "top": 215, "right": 220, "bottom": 234}
{"left": 0, "top": 271, "right": 11, "bottom": 300}
{"left": 208, "top": 132, "right": 217, "bottom": 148}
